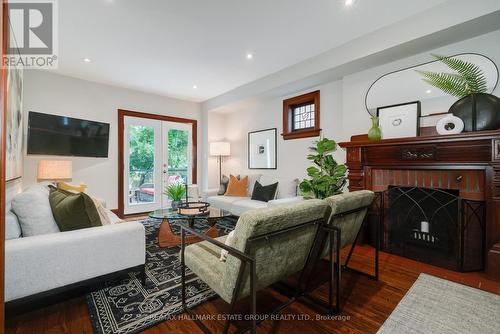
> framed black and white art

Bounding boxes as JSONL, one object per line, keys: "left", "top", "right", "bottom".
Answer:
{"left": 377, "top": 101, "right": 421, "bottom": 139}
{"left": 248, "top": 128, "right": 277, "bottom": 169}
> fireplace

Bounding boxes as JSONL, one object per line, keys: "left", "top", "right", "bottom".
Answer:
{"left": 381, "top": 186, "right": 485, "bottom": 271}
{"left": 339, "top": 130, "right": 500, "bottom": 279}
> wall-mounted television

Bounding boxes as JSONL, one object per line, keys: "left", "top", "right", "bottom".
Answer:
{"left": 27, "top": 111, "right": 110, "bottom": 158}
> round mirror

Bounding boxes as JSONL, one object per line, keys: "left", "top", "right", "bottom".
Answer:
{"left": 365, "top": 53, "right": 499, "bottom": 116}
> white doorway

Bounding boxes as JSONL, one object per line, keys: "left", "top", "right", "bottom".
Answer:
{"left": 123, "top": 115, "right": 193, "bottom": 215}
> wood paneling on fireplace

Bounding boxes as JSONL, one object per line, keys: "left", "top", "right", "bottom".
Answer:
{"left": 339, "top": 130, "right": 500, "bottom": 280}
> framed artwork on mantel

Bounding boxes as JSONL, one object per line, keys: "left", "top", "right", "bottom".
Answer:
{"left": 377, "top": 101, "right": 421, "bottom": 139}
{"left": 248, "top": 128, "right": 277, "bottom": 169}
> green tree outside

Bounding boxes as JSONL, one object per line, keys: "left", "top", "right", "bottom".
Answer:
{"left": 128, "top": 126, "right": 189, "bottom": 190}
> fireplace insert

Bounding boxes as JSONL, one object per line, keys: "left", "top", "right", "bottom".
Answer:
{"left": 380, "top": 186, "right": 485, "bottom": 272}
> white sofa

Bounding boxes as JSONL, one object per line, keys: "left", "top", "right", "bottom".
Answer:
{"left": 206, "top": 175, "right": 304, "bottom": 216}
{"left": 5, "top": 185, "right": 146, "bottom": 303}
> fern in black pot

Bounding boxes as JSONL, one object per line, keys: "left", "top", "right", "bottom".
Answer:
{"left": 417, "top": 54, "right": 500, "bottom": 132}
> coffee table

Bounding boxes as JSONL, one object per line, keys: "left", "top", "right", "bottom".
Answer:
{"left": 149, "top": 207, "right": 231, "bottom": 248}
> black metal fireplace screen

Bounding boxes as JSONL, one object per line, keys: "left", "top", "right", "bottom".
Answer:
{"left": 376, "top": 186, "right": 485, "bottom": 272}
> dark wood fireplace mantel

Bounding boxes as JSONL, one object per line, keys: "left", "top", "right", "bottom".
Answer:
{"left": 339, "top": 130, "right": 500, "bottom": 280}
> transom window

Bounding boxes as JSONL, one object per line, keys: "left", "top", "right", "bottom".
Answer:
{"left": 282, "top": 90, "right": 321, "bottom": 140}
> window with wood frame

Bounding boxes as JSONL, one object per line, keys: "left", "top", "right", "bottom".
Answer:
{"left": 282, "top": 90, "right": 320, "bottom": 140}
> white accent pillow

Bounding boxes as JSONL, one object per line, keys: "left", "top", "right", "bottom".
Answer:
{"left": 220, "top": 230, "right": 236, "bottom": 262}
{"left": 5, "top": 211, "right": 22, "bottom": 240}
{"left": 92, "top": 197, "right": 113, "bottom": 225}
{"left": 106, "top": 208, "right": 124, "bottom": 224}
{"left": 11, "top": 185, "right": 60, "bottom": 237}
{"left": 260, "top": 176, "right": 299, "bottom": 199}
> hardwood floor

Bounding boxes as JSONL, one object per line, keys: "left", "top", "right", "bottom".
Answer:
{"left": 5, "top": 245, "right": 499, "bottom": 334}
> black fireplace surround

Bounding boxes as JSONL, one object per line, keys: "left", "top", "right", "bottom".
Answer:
{"left": 375, "top": 186, "right": 485, "bottom": 272}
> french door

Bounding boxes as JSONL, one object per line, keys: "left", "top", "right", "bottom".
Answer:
{"left": 123, "top": 116, "right": 193, "bottom": 215}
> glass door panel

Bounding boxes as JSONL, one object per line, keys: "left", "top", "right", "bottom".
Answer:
{"left": 129, "top": 125, "right": 155, "bottom": 204}
{"left": 123, "top": 116, "right": 193, "bottom": 214}
{"left": 162, "top": 122, "right": 192, "bottom": 207}
{"left": 168, "top": 129, "right": 189, "bottom": 182}
{"left": 124, "top": 117, "right": 161, "bottom": 214}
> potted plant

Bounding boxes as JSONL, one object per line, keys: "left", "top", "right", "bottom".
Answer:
{"left": 164, "top": 182, "right": 186, "bottom": 209}
{"left": 417, "top": 54, "right": 500, "bottom": 132}
{"left": 299, "top": 137, "right": 348, "bottom": 199}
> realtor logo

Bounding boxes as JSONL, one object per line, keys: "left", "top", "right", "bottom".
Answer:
{"left": 3, "top": 0, "right": 58, "bottom": 69}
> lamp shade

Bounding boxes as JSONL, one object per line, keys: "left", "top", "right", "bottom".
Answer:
{"left": 209, "top": 142, "right": 230, "bottom": 156}
{"left": 37, "top": 160, "right": 72, "bottom": 180}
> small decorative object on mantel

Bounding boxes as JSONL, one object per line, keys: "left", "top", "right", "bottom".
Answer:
{"left": 418, "top": 54, "right": 500, "bottom": 132}
{"left": 377, "top": 101, "right": 421, "bottom": 139}
{"left": 368, "top": 116, "right": 382, "bottom": 141}
{"left": 248, "top": 128, "right": 277, "bottom": 169}
{"left": 436, "top": 114, "right": 465, "bottom": 135}
{"left": 299, "top": 137, "right": 347, "bottom": 199}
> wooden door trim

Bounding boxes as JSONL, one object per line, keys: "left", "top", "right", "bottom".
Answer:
{"left": 117, "top": 109, "right": 198, "bottom": 218}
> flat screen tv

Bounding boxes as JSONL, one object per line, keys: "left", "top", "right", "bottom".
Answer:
{"left": 27, "top": 111, "right": 110, "bottom": 157}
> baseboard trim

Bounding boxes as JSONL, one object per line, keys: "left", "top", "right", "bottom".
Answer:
{"left": 486, "top": 243, "right": 500, "bottom": 281}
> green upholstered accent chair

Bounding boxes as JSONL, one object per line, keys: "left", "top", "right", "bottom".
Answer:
{"left": 315, "top": 190, "right": 376, "bottom": 314}
{"left": 180, "top": 199, "right": 332, "bottom": 334}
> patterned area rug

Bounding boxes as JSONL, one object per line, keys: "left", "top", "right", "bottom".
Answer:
{"left": 86, "top": 218, "right": 235, "bottom": 334}
{"left": 378, "top": 273, "right": 500, "bottom": 334}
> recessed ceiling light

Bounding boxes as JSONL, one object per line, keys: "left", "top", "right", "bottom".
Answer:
{"left": 246, "top": 53, "right": 254, "bottom": 60}
{"left": 345, "top": 0, "right": 354, "bottom": 6}
{"left": 82, "top": 58, "right": 92, "bottom": 63}
{"left": 193, "top": 84, "right": 198, "bottom": 89}
{"left": 426, "top": 89, "right": 432, "bottom": 94}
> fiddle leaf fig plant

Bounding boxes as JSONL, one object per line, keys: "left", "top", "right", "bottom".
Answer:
{"left": 299, "top": 137, "right": 347, "bottom": 199}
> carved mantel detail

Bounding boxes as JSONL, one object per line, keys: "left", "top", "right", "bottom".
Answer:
{"left": 340, "top": 130, "right": 500, "bottom": 281}
{"left": 401, "top": 147, "right": 436, "bottom": 160}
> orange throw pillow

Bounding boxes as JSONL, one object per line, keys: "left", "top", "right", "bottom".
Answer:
{"left": 224, "top": 175, "right": 248, "bottom": 197}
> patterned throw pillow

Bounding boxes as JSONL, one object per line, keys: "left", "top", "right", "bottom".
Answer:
{"left": 218, "top": 174, "right": 230, "bottom": 195}
{"left": 218, "top": 174, "right": 240, "bottom": 195}
{"left": 219, "top": 230, "right": 236, "bottom": 261}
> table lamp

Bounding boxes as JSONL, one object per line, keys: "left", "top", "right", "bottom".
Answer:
{"left": 37, "top": 160, "right": 76, "bottom": 187}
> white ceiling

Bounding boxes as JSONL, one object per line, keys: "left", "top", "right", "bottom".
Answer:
{"left": 55, "top": 0, "right": 449, "bottom": 102}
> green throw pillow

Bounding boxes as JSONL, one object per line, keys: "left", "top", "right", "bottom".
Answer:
{"left": 48, "top": 186, "right": 102, "bottom": 232}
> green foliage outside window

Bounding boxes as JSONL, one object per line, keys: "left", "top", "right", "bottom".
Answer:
{"left": 128, "top": 126, "right": 189, "bottom": 189}
{"left": 129, "top": 126, "right": 154, "bottom": 188}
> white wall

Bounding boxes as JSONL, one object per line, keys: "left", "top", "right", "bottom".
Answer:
{"left": 207, "top": 29, "right": 500, "bottom": 188}
{"left": 22, "top": 71, "right": 201, "bottom": 209}
{"left": 220, "top": 80, "right": 344, "bottom": 183}
{"left": 206, "top": 112, "right": 227, "bottom": 189}
{"left": 342, "top": 29, "right": 500, "bottom": 138}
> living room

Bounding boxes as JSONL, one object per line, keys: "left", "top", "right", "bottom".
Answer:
{"left": 1, "top": 1, "right": 500, "bottom": 333}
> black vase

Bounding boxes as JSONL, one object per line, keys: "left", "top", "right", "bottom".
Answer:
{"left": 450, "top": 93, "right": 500, "bottom": 132}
